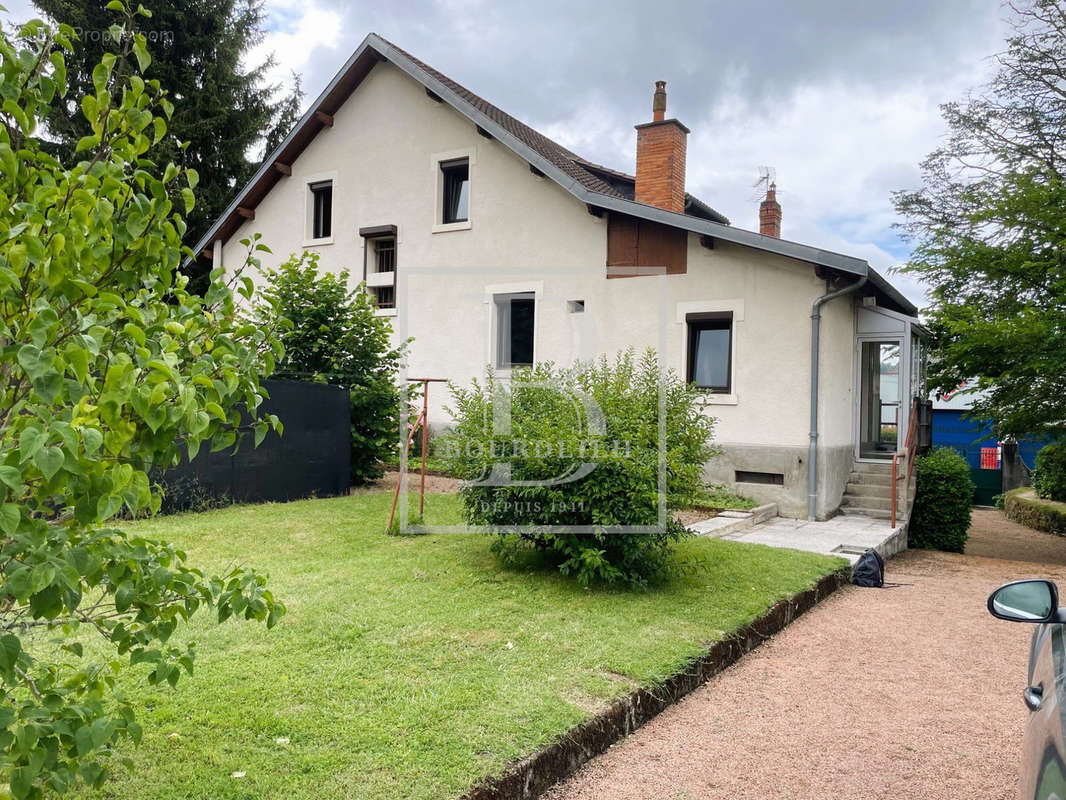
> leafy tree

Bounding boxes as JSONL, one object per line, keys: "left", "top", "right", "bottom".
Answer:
{"left": 30, "top": 0, "right": 303, "bottom": 289}
{"left": 894, "top": 0, "right": 1066, "bottom": 440}
{"left": 256, "top": 253, "right": 408, "bottom": 485}
{"left": 0, "top": 8, "right": 285, "bottom": 796}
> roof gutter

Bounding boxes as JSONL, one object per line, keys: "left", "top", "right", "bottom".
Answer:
{"left": 808, "top": 273, "right": 868, "bottom": 521}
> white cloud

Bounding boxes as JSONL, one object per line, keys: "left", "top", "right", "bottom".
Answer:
{"left": 246, "top": 0, "right": 343, "bottom": 90}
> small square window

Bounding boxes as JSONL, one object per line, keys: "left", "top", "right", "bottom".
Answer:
{"left": 373, "top": 238, "right": 395, "bottom": 274}
{"left": 372, "top": 285, "right": 395, "bottom": 309}
{"left": 441, "top": 158, "right": 469, "bottom": 224}
{"left": 687, "top": 313, "right": 732, "bottom": 392}
{"left": 310, "top": 181, "right": 332, "bottom": 239}
{"left": 568, "top": 300, "right": 585, "bottom": 313}
{"left": 495, "top": 292, "right": 534, "bottom": 368}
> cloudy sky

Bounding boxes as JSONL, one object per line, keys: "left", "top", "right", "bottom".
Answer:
{"left": 4, "top": 0, "right": 1010, "bottom": 305}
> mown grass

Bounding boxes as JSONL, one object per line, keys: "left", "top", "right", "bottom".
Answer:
{"left": 78, "top": 490, "right": 843, "bottom": 800}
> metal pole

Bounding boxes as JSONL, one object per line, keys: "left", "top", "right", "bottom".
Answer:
{"left": 420, "top": 379, "right": 428, "bottom": 516}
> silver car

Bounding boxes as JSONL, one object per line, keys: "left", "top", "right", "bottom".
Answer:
{"left": 988, "top": 579, "right": 1066, "bottom": 800}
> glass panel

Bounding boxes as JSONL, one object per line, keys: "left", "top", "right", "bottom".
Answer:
{"left": 442, "top": 161, "right": 469, "bottom": 223}
{"left": 312, "top": 183, "right": 332, "bottom": 239}
{"left": 859, "top": 340, "right": 901, "bottom": 459}
{"left": 693, "top": 327, "right": 729, "bottom": 389}
{"left": 495, "top": 293, "right": 534, "bottom": 367}
{"left": 910, "top": 333, "right": 926, "bottom": 399}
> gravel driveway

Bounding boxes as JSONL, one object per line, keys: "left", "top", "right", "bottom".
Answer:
{"left": 545, "top": 514, "right": 1066, "bottom": 800}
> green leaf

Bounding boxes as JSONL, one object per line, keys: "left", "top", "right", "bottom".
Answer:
{"left": 18, "top": 426, "right": 45, "bottom": 462}
{"left": 0, "top": 504, "right": 19, "bottom": 535}
{"left": 96, "top": 494, "right": 123, "bottom": 522}
{"left": 132, "top": 38, "right": 151, "bottom": 72}
{"left": 91, "top": 61, "right": 112, "bottom": 94}
{"left": 0, "top": 466, "right": 22, "bottom": 490}
{"left": 33, "top": 446, "right": 64, "bottom": 480}
{"left": 114, "top": 581, "right": 135, "bottom": 612}
{"left": 0, "top": 634, "right": 21, "bottom": 673}
{"left": 75, "top": 134, "right": 100, "bottom": 152}
{"left": 81, "top": 427, "right": 103, "bottom": 455}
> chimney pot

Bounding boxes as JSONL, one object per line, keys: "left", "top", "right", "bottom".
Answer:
{"left": 652, "top": 80, "right": 667, "bottom": 122}
{"left": 759, "top": 181, "right": 782, "bottom": 238}
{"left": 634, "top": 81, "right": 688, "bottom": 214}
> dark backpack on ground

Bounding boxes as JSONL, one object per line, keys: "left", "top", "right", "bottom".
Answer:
{"left": 853, "top": 549, "right": 885, "bottom": 588}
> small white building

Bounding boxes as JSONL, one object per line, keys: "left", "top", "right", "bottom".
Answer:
{"left": 194, "top": 34, "right": 926, "bottom": 520}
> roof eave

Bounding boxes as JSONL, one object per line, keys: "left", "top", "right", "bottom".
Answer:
{"left": 193, "top": 32, "right": 897, "bottom": 297}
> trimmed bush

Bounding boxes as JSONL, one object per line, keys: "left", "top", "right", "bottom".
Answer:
{"left": 909, "top": 447, "right": 975, "bottom": 552}
{"left": 1005, "top": 488, "right": 1066, "bottom": 535}
{"left": 441, "top": 350, "right": 719, "bottom": 587}
{"left": 1032, "top": 442, "right": 1066, "bottom": 502}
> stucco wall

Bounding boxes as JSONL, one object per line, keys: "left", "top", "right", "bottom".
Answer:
{"left": 218, "top": 60, "right": 862, "bottom": 516}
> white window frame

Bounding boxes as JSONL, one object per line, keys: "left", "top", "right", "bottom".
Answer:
{"left": 484, "top": 281, "right": 542, "bottom": 373}
{"left": 432, "top": 148, "right": 475, "bottom": 234}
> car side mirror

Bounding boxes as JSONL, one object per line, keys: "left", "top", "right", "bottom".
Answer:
{"left": 988, "top": 579, "right": 1061, "bottom": 623}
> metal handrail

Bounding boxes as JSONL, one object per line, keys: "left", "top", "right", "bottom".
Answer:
{"left": 890, "top": 398, "right": 920, "bottom": 528}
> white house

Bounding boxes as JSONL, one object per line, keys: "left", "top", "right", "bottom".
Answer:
{"left": 193, "top": 34, "right": 927, "bottom": 521}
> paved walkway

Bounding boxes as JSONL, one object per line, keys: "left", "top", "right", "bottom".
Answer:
{"left": 545, "top": 516, "right": 1066, "bottom": 800}
{"left": 723, "top": 514, "right": 905, "bottom": 562}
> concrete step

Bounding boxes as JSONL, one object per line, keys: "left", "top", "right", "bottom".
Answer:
{"left": 847, "top": 471, "right": 894, "bottom": 486}
{"left": 839, "top": 505, "right": 895, "bottom": 520}
{"left": 845, "top": 481, "right": 893, "bottom": 498}
{"left": 851, "top": 461, "right": 894, "bottom": 475}
{"left": 841, "top": 494, "right": 892, "bottom": 511}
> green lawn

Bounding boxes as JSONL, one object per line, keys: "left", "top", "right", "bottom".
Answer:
{"left": 77, "top": 490, "right": 843, "bottom": 800}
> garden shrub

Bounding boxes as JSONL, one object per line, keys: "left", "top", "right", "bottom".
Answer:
{"left": 255, "top": 252, "right": 409, "bottom": 485}
{"left": 1032, "top": 442, "right": 1066, "bottom": 502}
{"left": 909, "top": 447, "right": 975, "bottom": 552}
{"left": 1004, "top": 488, "right": 1066, "bottom": 535}
{"left": 441, "top": 350, "right": 719, "bottom": 587}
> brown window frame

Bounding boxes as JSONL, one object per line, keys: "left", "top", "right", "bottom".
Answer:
{"left": 686, "top": 312, "right": 733, "bottom": 393}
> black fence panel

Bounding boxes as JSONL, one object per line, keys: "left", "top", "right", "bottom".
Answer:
{"left": 162, "top": 379, "right": 350, "bottom": 509}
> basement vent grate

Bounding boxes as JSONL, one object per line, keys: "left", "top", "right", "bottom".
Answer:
{"left": 735, "top": 470, "right": 784, "bottom": 486}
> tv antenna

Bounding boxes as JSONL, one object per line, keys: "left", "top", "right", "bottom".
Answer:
{"left": 753, "top": 166, "right": 776, "bottom": 191}
{"left": 750, "top": 166, "right": 776, "bottom": 202}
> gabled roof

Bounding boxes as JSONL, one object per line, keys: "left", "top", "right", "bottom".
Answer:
{"left": 193, "top": 33, "right": 917, "bottom": 317}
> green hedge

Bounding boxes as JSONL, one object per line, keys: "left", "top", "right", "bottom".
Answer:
{"left": 441, "top": 350, "right": 718, "bottom": 587}
{"left": 1032, "top": 442, "right": 1066, "bottom": 502}
{"left": 1004, "top": 488, "right": 1066, "bottom": 535}
{"left": 909, "top": 447, "right": 975, "bottom": 553}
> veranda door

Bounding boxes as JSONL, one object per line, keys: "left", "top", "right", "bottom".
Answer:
{"left": 858, "top": 339, "right": 902, "bottom": 459}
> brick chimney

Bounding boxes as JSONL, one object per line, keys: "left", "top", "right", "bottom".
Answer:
{"left": 759, "top": 182, "right": 782, "bottom": 238}
{"left": 634, "top": 81, "right": 689, "bottom": 214}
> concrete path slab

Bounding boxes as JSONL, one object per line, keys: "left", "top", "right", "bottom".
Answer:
{"left": 723, "top": 515, "right": 906, "bottom": 563}
{"left": 686, "top": 511, "right": 906, "bottom": 563}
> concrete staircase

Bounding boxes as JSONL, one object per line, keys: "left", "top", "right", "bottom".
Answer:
{"left": 840, "top": 461, "right": 902, "bottom": 521}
